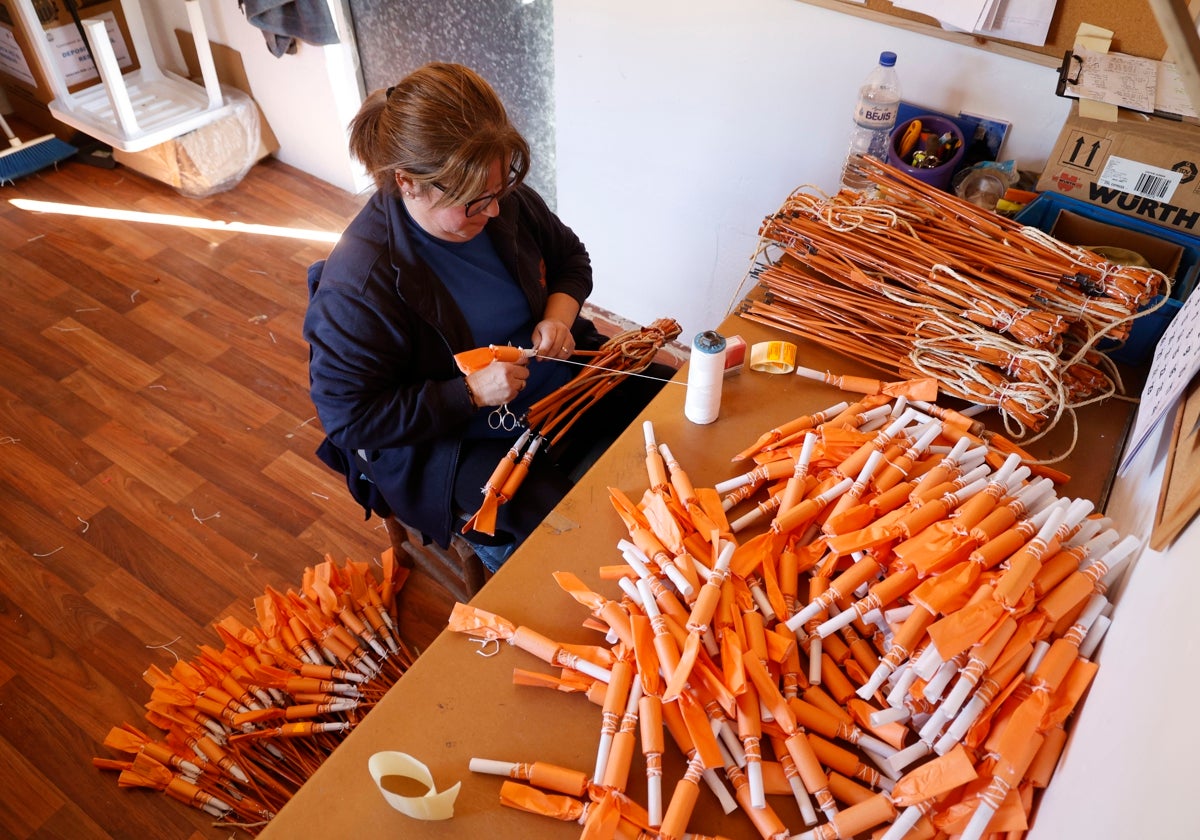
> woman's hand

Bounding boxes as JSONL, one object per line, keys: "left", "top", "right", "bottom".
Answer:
{"left": 531, "top": 318, "right": 574, "bottom": 360}
{"left": 465, "top": 359, "right": 530, "bottom": 406}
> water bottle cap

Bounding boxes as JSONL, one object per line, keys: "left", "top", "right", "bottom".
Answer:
{"left": 880, "top": 51, "right": 897, "bottom": 67}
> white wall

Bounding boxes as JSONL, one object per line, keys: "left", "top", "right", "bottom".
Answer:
{"left": 554, "top": 0, "right": 1071, "bottom": 344}
{"left": 139, "top": 0, "right": 368, "bottom": 193}
{"left": 1029, "top": 423, "right": 1200, "bottom": 839}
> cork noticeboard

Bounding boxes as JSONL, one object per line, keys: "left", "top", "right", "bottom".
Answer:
{"left": 797, "top": 0, "right": 1172, "bottom": 67}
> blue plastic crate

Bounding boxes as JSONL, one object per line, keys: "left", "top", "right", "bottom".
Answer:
{"left": 1016, "top": 192, "right": 1200, "bottom": 365}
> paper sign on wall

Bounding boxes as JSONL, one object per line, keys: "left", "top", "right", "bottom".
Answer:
{"left": 44, "top": 11, "right": 133, "bottom": 88}
{"left": 0, "top": 24, "right": 37, "bottom": 86}
{"left": 1120, "top": 290, "right": 1200, "bottom": 474}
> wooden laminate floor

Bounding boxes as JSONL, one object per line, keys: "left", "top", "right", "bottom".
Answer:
{"left": 0, "top": 155, "right": 462, "bottom": 838}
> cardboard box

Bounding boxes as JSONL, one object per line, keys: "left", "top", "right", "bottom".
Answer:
{"left": 1036, "top": 103, "right": 1200, "bottom": 238}
{"left": 112, "top": 34, "right": 278, "bottom": 196}
{"left": 1017, "top": 191, "right": 1200, "bottom": 364}
{"left": 1051, "top": 209, "right": 1184, "bottom": 281}
{"left": 0, "top": 0, "right": 138, "bottom": 109}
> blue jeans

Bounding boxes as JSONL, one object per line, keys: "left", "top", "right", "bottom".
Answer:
{"left": 466, "top": 539, "right": 516, "bottom": 573}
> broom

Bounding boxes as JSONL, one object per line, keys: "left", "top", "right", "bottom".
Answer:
{"left": 0, "top": 112, "right": 77, "bottom": 184}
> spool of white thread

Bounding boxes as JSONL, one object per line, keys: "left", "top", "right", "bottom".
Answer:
{"left": 684, "top": 330, "right": 726, "bottom": 424}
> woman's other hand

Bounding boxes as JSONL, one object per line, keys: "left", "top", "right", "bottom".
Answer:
{"left": 466, "top": 359, "right": 530, "bottom": 406}
{"left": 531, "top": 318, "right": 574, "bottom": 360}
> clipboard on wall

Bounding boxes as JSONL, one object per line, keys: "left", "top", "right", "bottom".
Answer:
{"left": 1056, "top": 51, "right": 1084, "bottom": 99}
{"left": 1055, "top": 45, "right": 1200, "bottom": 118}
{"left": 1151, "top": 374, "right": 1200, "bottom": 550}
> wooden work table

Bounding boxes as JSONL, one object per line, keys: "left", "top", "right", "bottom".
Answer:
{"left": 260, "top": 313, "right": 1133, "bottom": 839}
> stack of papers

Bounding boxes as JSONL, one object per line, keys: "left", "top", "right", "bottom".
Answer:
{"left": 893, "top": 0, "right": 1055, "bottom": 47}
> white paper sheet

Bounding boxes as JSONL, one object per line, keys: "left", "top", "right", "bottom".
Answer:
{"left": 1120, "top": 290, "right": 1200, "bottom": 474}
{"left": 1064, "top": 45, "right": 1159, "bottom": 113}
{"left": 894, "top": 0, "right": 1056, "bottom": 47}
{"left": 893, "top": 0, "right": 990, "bottom": 34}
{"left": 974, "top": 0, "right": 1057, "bottom": 47}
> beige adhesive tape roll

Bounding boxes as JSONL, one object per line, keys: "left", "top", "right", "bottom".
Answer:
{"left": 369, "top": 751, "right": 461, "bottom": 820}
{"left": 750, "top": 341, "right": 797, "bottom": 374}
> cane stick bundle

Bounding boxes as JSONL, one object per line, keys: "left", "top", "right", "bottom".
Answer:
{"left": 455, "top": 393, "right": 1140, "bottom": 840}
{"left": 460, "top": 318, "right": 682, "bottom": 535}
{"left": 739, "top": 157, "right": 1168, "bottom": 441}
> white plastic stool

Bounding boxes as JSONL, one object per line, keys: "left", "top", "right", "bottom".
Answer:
{"left": 12, "top": 0, "right": 234, "bottom": 152}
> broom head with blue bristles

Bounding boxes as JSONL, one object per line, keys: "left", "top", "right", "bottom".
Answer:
{"left": 0, "top": 113, "right": 78, "bottom": 184}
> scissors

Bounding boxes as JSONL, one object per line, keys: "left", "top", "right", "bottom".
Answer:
{"left": 488, "top": 403, "right": 520, "bottom": 432}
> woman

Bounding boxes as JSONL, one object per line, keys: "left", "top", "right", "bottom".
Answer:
{"left": 304, "top": 63, "right": 662, "bottom": 571}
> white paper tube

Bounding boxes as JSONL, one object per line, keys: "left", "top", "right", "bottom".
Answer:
{"left": 854, "top": 731, "right": 898, "bottom": 759}
{"left": 1025, "top": 640, "right": 1051, "bottom": 676}
{"left": 702, "top": 767, "right": 738, "bottom": 814}
{"left": 871, "top": 705, "right": 911, "bottom": 727}
{"left": 1079, "top": 614, "right": 1112, "bottom": 659}
{"left": 748, "top": 579, "right": 776, "bottom": 622}
{"left": 617, "top": 575, "right": 642, "bottom": 605}
{"left": 647, "top": 777, "right": 663, "bottom": 828}
{"left": 960, "top": 797, "right": 999, "bottom": 840}
{"left": 938, "top": 695, "right": 984, "bottom": 754}
{"left": 469, "top": 757, "right": 518, "bottom": 777}
{"left": 787, "top": 769, "right": 820, "bottom": 827}
{"left": 918, "top": 706, "right": 952, "bottom": 743}
{"left": 1096, "top": 534, "right": 1141, "bottom": 584}
{"left": 617, "top": 539, "right": 653, "bottom": 578}
{"left": 941, "top": 667, "right": 982, "bottom": 720}
{"left": 886, "top": 665, "right": 921, "bottom": 709}
{"left": 884, "top": 739, "right": 930, "bottom": 776}
{"left": 636, "top": 578, "right": 661, "bottom": 619}
{"left": 564, "top": 654, "right": 612, "bottom": 685}
{"left": 880, "top": 804, "right": 926, "bottom": 840}
{"left": 746, "top": 759, "right": 766, "bottom": 810}
{"left": 815, "top": 605, "right": 859, "bottom": 639}
{"left": 716, "top": 721, "right": 745, "bottom": 766}
{"left": 662, "top": 562, "right": 695, "bottom": 601}
{"left": 643, "top": 419, "right": 657, "bottom": 449}
{"left": 912, "top": 643, "right": 944, "bottom": 681}
{"left": 923, "top": 656, "right": 963, "bottom": 703}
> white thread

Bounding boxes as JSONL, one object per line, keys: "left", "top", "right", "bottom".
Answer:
{"left": 683, "top": 331, "right": 726, "bottom": 425}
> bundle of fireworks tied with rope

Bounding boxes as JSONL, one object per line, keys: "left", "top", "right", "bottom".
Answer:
{"left": 448, "top": 386, "right": 1139, "bottom": 840}
{"left": 93, "top": 553, "right": 415, "bottom": 834}
{"left": 454, "top": 317, "right": 682, "bottom": 535}
{"left": 738, "top": 155, "right": 1169, "bottom": 446}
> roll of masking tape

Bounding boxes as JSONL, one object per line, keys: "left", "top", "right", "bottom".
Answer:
{"left": 369, "top": 751, "right": 461, "bottom": 820}
{"left": 750, "top": 341, "right": 797, "bottom": 374}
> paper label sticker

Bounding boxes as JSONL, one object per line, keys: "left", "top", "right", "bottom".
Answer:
{"left": 1097, "top": 155, "right": 1183, "bottom": 201}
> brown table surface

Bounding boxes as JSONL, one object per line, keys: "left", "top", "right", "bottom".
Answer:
{"left": 260, "top": 312, "right": 1132, "bottom": 839}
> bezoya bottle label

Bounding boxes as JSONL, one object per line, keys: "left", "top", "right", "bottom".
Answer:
{"left": 854, "top": 100, "right": 897, "bottom": 127}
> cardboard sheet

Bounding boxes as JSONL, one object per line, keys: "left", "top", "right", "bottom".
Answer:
{"left": 259, "top": 311, "right": 1132, "bottom": 840}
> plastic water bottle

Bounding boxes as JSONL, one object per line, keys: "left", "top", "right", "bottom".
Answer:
{"left": 840, "top": 51, "right": 901, "bottom": 190}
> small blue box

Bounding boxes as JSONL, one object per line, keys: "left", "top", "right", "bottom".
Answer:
{"left": 1016, "top": 192, "right": 1200, "bottom": 365}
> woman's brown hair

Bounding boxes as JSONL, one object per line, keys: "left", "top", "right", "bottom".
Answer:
{"left": 348, "top": 62, "right": 530, "bottom": 205}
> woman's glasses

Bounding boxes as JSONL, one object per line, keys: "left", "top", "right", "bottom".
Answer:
{"left": 435, "top": 164, "right": 521, "bottom": 217}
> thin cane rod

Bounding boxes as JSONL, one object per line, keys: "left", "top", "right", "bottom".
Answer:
{"left": 783, "top": 185, "right": 1088, "bottom": 303}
